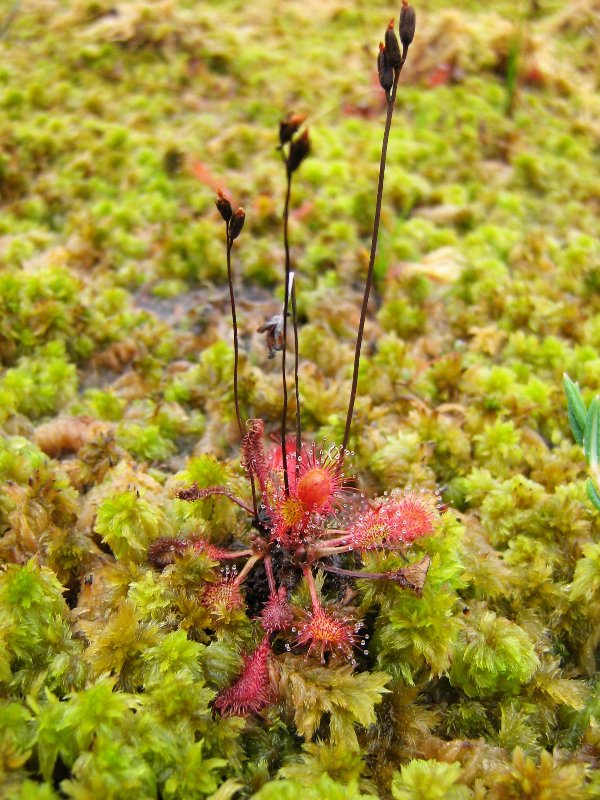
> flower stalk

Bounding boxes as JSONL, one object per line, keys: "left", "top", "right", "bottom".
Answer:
{"left": 217, "top": 192, "right": 258, "bottom": 517}
{"left": 280, "top": 173, "right": 293, "bottom": 496}
{"left": 279, "top": 119, "right": 310, "bottom": 496}
{"left": 341, "top": 17, "right": 412, "bottom": 458}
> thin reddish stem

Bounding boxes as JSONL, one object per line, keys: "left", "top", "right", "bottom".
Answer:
{"left": 224, "top": 494, "right": 255, "bottom": 515}
{"left": 226, "top": 233, "right": 243, "bottom": 439}
{"left": 302, "top": 566, "right": 321, "bottom": 612}
{"left": 313, "top": 544, "right": 354, "bottom": 557}
{"left": 219, "top": 549, "right": 255, "bottom": 560}
{"left": 225, "top": 225, "right": 258, "bottom": 516}
{"left": 318, "top": 535, "right": 351, "bottom": 547}
{"left": 264, "top": 554, "right": 277, "bottom": 594}
{"left": 317, "top": 562, "right": 390, "bottom": 580}
{"left": 341, "top": 61, "right": 406, "bottom": 459}
{"left": 291, "top": 279, "right": 302, "bottom": 479}
{"left": 233, "top": 554, "right": 263, "bottom": 586}
{"left": 281, "top": 174, "right": 293, "bottom": 496}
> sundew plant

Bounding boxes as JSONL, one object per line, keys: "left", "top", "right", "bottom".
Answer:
{"left": 152, "top": 4, "right": 440, "bottom": 715}
{"left": 2, "top": 1, "right": 600, "bottom": 799}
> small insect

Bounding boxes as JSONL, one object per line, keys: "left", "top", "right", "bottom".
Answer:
{"left": 257, "top": 314, "right": 285, "bottom": 359}
{"left": 394, "top": 555, "right": 431, "bottom": 595}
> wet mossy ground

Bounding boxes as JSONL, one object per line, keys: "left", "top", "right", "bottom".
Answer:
{"left": 2, "top": 1, "right": 600, "bottom": 798}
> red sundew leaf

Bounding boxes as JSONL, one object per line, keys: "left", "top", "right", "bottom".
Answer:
{"left": 201, "top": 577, "right": 245, "bottom": 612}
{"left": 176, "top": 484, "right": 230, "bottom": 501}
{"left": 294, "top": 606, "right": 359, "bottom": 663}
{"left": 295, "top": 449, "right": 345, "bottom": 514}
{"left": 148, "top": 537, "right": 189, "bottom": 568}
{"left": 191, "top": 538, "right": 232, "bottom": 560}
{"left": 214, "top": 637, "right": 273, "bottom": 716}
{"left": 242, "top": 419, "right": 269, "bottom": 495}
{"left": 346, "top": 491, "right": 438, "bottom": 551}
{"left": 259, "top": 587, "right": 294, "bottom": 634}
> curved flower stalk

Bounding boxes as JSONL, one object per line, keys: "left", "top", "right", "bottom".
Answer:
{"left": 341, "top": 5, "right": 415, "bottom": 459}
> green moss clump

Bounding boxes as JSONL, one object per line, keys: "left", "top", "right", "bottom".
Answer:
{"left": 391, "top": 760, "right": 472, "bottom": 800}
{"left": 254, "top": 774, "right": 378, "bottom": 800}
{"left": 0, "top": 561, "right": 85, "bottom": 694}
{"left": 94, "top": 490, "right": 172, "bottom": 562}
{"left": 0, "top": 342, "right": 77, "bottom": 422}
{"left": 449, "top": 609, "right": 539, "bottom": 699}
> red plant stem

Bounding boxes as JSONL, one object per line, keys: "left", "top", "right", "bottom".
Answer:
{"left": 315, "top": 540, "right": 408, "bottom": 558}
{"left": 340, "top": 63, "right": 404, "bottom": 459}
{"left": 291, "top": 279, "right": 302, "bottom": 479}
{"left": 225, "top": 225, "right": 258, "bottom": 517}
{"left": 187, "top": 484, "right": 254, "bottom": 515}
{"left": 226, "top": 233, "right": 243, "bottom": 439}
{"left": 317, "top": 562, "right": 392, "bottom": 580}
{"left": 223, "top": 493, "right": 255, "bottom": 515}
{"left": 264, "top": 554, "right": 276, "bottom": 594}
{"left": 318, "top": 534, "right": 350, "bottom": 546}
{"left": 281, "top": 173, "right": 293, "bottom": 497}
{"left": 219, "top": 549, "right": 254, "bottom": 559}
{"left": 313, "top": 544, "right": 354, "bottom": 557}
{"left": 233, "top": 554, "right": 263, "bottom": 586}
{"left": 303, "top": 565, "right": 321, "bottom": 611}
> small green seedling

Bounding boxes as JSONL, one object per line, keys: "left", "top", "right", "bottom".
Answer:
{"left": 564, "top": 373, "right": 600, "bottom": 509}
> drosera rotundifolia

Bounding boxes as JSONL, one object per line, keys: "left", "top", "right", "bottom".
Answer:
{"left": 148, "top": 6, "right": 447, "bottom": 718}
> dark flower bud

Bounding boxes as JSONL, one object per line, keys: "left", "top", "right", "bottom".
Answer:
{"left": 228, "top": 207, "right": 246, "bottom": 240}
{"left": 287, "top": 129, "right": 310, "bottom": 175}
{"left": 384, "top": 19, "right": 401, "bottom": 70}
{"left": 400, "top": 1, "right": 416, "bottom": 55}
{"left": 377, "top": 42, "right": 386, "bottom": 75}
{"left": 215, "top": 190, "right": 233, "bottom": 223}
{"left": 279, "top": 113, "right": 306, "bottom": 146}
{"left": 377, "top": 43, "right": 394, "bottom": 97}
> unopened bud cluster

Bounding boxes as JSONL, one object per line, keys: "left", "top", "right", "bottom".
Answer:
{"left": 215, "top": 189, "right": 245, "bottom": 241}
{"left": 377, "top": 4, "right": 416, "bottom": 99}
{"left": 279, "top": 112, "right": 311, "bottom": 175}
{"left": 400, "top": 0, "right": 416, "bottom": 54}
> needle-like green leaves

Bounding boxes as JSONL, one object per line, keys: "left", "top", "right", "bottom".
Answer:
{"left": 564, "top": 374, "right": 600, "bottom": 511}
{"left": 563, "top": 373, "right": 587, "bottom": 447}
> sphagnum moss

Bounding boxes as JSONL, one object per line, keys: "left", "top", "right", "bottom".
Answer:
{"left": 1, "top": 1, "right": 600, "bottom": 798}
